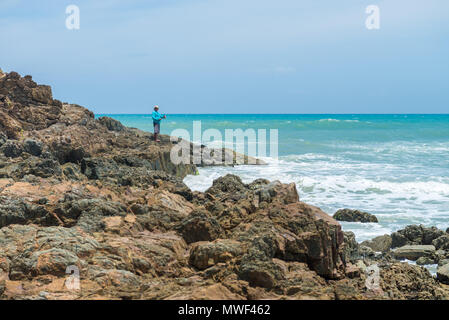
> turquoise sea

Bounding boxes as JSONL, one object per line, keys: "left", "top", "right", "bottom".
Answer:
{"left": 100, "top": 114, "right": 449, "bottom": 242}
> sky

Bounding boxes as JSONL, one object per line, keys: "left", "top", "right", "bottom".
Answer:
{"left": 0, "top": 0, "right": 448, "bottom": 114}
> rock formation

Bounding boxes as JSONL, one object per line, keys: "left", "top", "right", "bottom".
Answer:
{"left": 0, "top": 70, "right": 448, "bottom": 300}
{"left": 333, "top": 209, "right": 378, "bottom": 223}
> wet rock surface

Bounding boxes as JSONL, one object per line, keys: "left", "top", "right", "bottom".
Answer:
{"left": 1, "top": 70, "right": 449, "bottom": 300}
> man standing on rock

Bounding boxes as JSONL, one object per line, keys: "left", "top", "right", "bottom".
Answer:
{"left": 152, "top": 105, "right": 166, "bottom": 142}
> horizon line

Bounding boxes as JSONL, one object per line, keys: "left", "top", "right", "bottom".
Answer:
{"left": 96, "top": 113, "right": 449, "bottom": 116}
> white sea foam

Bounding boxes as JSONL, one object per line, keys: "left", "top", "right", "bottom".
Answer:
{"left": 318, "top": 118, "right": 340, "bottom": 122}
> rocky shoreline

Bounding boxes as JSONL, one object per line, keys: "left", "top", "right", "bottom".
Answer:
{"left": 1, "top": 69, "right": 449, "bottom": 300}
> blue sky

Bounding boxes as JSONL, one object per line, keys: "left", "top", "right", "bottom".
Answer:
{"left": 1, "top": 0, "right": 448, "bottom": 114}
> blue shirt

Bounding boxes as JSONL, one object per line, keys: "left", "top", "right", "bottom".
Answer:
{"left": 152, "top": 111, "right": 164, "bottom": 124}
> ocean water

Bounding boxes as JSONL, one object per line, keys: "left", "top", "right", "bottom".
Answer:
{"left": 100, "top": 114, "right": 449, "bottom": 242}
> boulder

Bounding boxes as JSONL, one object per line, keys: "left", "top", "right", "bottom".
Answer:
{"left": 361, "top": 234, "right": 392, "bottom": 252}
{"left": 422, "top": 226, "right": 445, "bottom": 244}
{"left": 0, "top": 197, "right": 58, "bottom": 228}
{"left": 2, "top": 140, "right": 23, "bottom": 158}
{"left": 437, "top": 264, "right": 449, "bottom": 284}
{"left": 54, "top": 198, "right": 128, "bottom": 232}
{"left": 23, "top": 139, "right": 43, "bottom": 156}
{"left": 98, "top": 116, "right": 125, "bottom": 132}
{"left": 1, "top": 225, "right": 99, "bottom": 280}
{"left": 9, "top": 158, "right": 62, "bottom": 179}
{"left": 342, "top": 231, "right": 360, "bottom": 263}
{"left": 391, "top": 231, "right": 409, "bottom": 248}
{"left": 432, "top": 235, "right": 449, "bottom": 251}
{"left": 238, "top": 249, "right": 285, "bottom": 288}
{"left": 28, "top": 248, "right": 80, "bottom": 277}
{"left": 31, "top": 85, "right": 53, "bottom": 104}
{"left": 391, "top": 225, "right": 444, "bottom": 248}
{"left": 333, "top": 209, "right": 378, "bottom": 223}
{"left": 205, "top": 174, "right": 247, "bottom": 197}
{"left": 416, "top": 257, "right": 435, "bottom": 266}
{"left": 382, "top": 262, "right": 449, "bottom": 299}
{"left": 359, "top": 245, "right": 376, "bottom": 258}
{"left": 254, "top": 181, "right": 299, "bottom": 204}
{"left": 392, "top": 245, "right": 435, "bottom": 261}
{"left": 189, "top": 240, "right": 245, "bottom": 270}
{"left": 178, "top": 211, "right": 224, "bottom": 244}
{"left": 416, "top": 256, "right": 436, "bottom": 265}
{"left": 438, "top": 259, "right": 449, "bottom": 267}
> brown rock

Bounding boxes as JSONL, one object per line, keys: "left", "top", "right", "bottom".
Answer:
{"left": 333, "top": 209, "right": 378, "bottom": 223}
{"left": 361, "top": 234, "right": 392, "bottom": 252}
{"left": 189, "top": 240, "right": 245, "bottom": 270}
{"left": 178, "top": 211, "right": 224, "bottom": 244}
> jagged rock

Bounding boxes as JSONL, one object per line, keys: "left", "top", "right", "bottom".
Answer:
{"left": 436, "top": 249, "right": 448, "bottom": 262}
{"left": 393, "top": 245, "right": 435, "bottom": 261}
{"left": 391, "top": 225, "right": 445, "bottom": 248}
{"left": 0, "top": 132, "right": 6, "bottom": 146}
{"left": 19, "top": 248, "right": 81, "bottom": 278}
{"left": 9, "top": 158, "right": 62, "bottom": 179}
{"left": 437, "top": 264, "right": 449, "bottom": 284}
{"left": 96, "top": 231, "right": 187, "bottom": 278}
{"left": 342, "top": 231, "right": 360, "bottom": 263}
{"left": 432, "top": 235, "right": 449, "bottom": 251}
{"left": 0, "top": 225, "right": 99, "bottom": 280}
{"left": 391, "top": 232, "right": 408, "bottom": 248}
{"left": 238, "top": 249, "right": 285, "bottom": 288}
{"left": 382, "top": 263, "right": 449, "bottom": 299}
{"left": 2, "top": 140, "right": 23, "bottom": 158}
{"left": 31, "top": 85, "right": 53, "bottom": 104}
{"left": 178, "top": 211, "right": 224, "bottom": 244}
{"left": 333, "top": 209, "right": 378, "bottom": 223}
{"left": 189, "top": 240, "right": 245, "bottom": 270}
{"left": 61, "top": 163, "right": 84, "bottom": 180}
{"left": 361, "top": 234, "right": 392, "bottom": 252}
{"left": 256, "top": 181, "right": 299, "bottom": 204}
{"left": 206, "top": 174, "right": 247, "bottom": 196}
{"left": 422, "top": 226, "right": 445, "bottom": 244}
{"left": 50, "top": 141, "right": 85, "bottom": 164}
{"left": 416, "top": 256, "right": 436, "bottom": 265}
{"left": 359, "top": 245, "right": 376, "bottom": 258}
{"left": 55, "top": 198, "right": 128, "bottom": 232}
{"left": 98, "top": 116, "right": 125, "bottom": 132}
{"left": 230, "top": 201, "right": 346, "bottom": 280}
{"left": 438, "top": 259, "right": 449, "bottom": 267}
{"left": 0, "top": 197, "right": 57, "bottom": 228}
{"left": 81, "top": 157, "right": 120, "bottom": 180}
{"left": 23, "top": 139, "right": 43, "bottom": 156}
